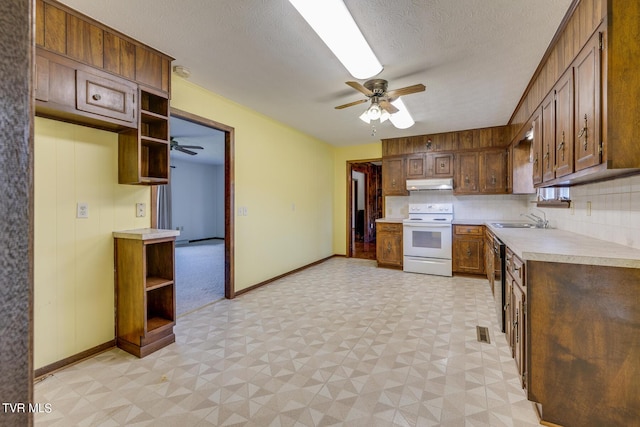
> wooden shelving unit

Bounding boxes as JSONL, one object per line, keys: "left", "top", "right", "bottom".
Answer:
{"left": 113, "top": 229, "right": 179, "bottom": 357}
{"left": 118, "top": 89, "right": 170, "bottom": 185}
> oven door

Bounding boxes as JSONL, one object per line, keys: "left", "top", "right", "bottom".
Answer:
{"left": 403, "top": 223, "right": 452, "bottom": 259}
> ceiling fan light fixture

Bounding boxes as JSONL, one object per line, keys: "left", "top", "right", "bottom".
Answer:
{"left": 389, "top": 98, "right": 415, "bottom": 129}
{"left": 367, "top": 102, "right": 382, "bottom": 120}
{"left": 359, "top": 110, "right": 371, "bottom": 124}
{"left": 288, "top": 0, "right": 382, "bottom": 79}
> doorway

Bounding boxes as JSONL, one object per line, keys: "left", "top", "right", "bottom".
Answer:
{"left": 152, "top": 108, "right": 235, "bottom": 302}
{"left": 347, "top": 160, "right": 382, "bottom": 259}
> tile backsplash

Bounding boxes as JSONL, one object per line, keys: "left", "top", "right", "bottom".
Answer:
{"left": 385, "top": 192, "right": 533, "bottom": 220}
{"left": 541, "top": 174, "right": 640, "bottom": 249}
{"left": 385, "top": 173, "right": 640, "bottom": 250}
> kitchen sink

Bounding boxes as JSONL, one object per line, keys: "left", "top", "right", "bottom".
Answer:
{"left": 491, "top": 222, "right": 538, "bottom": 229}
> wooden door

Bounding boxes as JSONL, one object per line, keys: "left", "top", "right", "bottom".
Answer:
{"left": 376, "top": 224, "right": 402, "bottom": 268}
{"left": 431, "top": 153, "right": 454, "bottom": 178}
{"left": 382, "top": 157, "right": 406, "bottom": 196}
{"left": 480, "top": 150, "right": 507, "bottom": 193}
{"left": 541, "top": 91, "right": 556, "bottom": 182}
{"left": 554, "top": 70, "right": 574, "bottom": 177}
{"left": 531, "top": 109, "right": 543, "bottom": 185}
{"left": 574, "top": 33, "right": 602, "bottom": 171}
{"left": 405, "top": 154, "right": 426, "bottom": 179}
{"left": 455, "top": 152, "right": 479, "bottom": 193}
{"left": 513, "top": 283, "right": 526, "bottom": 388}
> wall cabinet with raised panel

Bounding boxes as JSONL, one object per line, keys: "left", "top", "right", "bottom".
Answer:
{"left": 382, "top": 156, "right": 407, "bottom": 196}
{"left": 406, "top": 153, "right": 454, "bottom": 179}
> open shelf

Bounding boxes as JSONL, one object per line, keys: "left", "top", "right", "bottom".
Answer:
{"left": 118, "top": 88, "right": 170, "bottom": 185}
{"left": 145, "top": 276, "right": 173, "bottom": 291}
{"left": 115, "top": 235, "right": 176, "bottom": 357}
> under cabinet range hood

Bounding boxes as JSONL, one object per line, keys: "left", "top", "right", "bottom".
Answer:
{"left": 406, "top": 178, "right": 454, "bottom": 191}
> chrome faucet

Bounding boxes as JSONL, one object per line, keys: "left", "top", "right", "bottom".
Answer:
{"left": 521, "top": 209, "right": 549, "bottom": 228}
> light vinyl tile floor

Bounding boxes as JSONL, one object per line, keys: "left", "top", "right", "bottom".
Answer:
{"left": 35, "top": 258, "right": 540, "bottom": 426}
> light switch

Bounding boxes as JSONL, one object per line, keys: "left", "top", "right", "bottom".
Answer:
{"left": 77, "top": 202, "right": 89, "bottom": 218}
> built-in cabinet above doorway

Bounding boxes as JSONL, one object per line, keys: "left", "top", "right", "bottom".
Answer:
{"left": 34, "top": 0, "right": 174, "bottom": 186}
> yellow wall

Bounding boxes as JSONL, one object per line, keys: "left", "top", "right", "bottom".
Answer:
{"left": 332, "top": 143, "right": 383, "bottom": 255}
{"left": 34, "top": 118, "right": 150, "bottom": 369}
{"left": 33, "top": 76, "right": 377, "bottom": 369}
{"left": 165, "top": 77, "right": 336, "bottom": 290}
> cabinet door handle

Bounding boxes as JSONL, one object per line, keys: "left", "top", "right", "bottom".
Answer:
{"left": 387, "top": 243, "right": 392, "bottom": 253}
{"left": 557, "top": 131, "right": 566, "bottom": 161}
{"left": 92, "top": 93, "right": 102, "bottom": 101}
{"left": 578, "top": 114, "right": 588, "bottom": 150}
{"left": 466, "top": 248, "right": 472, "bottom": 257}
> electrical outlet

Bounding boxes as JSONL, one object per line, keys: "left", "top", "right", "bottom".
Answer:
{"left": 242, "top": 207, "right": 248, "bottom": 216}
{"left": 136, "top": 203, "right": 146, "bottom": 218}
{"left": 77, "top": 202, "right": 89, "bottom": 218}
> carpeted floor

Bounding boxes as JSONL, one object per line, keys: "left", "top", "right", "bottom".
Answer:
{"left": 175, "top": 239, "right": 225, "bottom": 316}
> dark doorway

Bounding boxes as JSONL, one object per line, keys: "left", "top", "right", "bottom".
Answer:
{"left": 347, "top": 160, "right": 382, "bottom": 260}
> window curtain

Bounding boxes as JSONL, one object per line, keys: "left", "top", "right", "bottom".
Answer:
{"left": 157, "top": 177, "right": 172, "bottom": 230}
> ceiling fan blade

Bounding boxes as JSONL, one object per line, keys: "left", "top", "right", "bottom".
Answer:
{"left": 179, "top": 145, "right": 204, "bottom": 149}
{"left": 379, "top": 100, "right": 399, "bottom": 114}
{"left": 335, "top": 98, "right": 369, "bottom": 110}
{"left": 386, "top": 83, "right": 426, "bottom": 98}
{"left": 345, "top": 81, "right": 374, "bottom": 96}
{"left": 176, "top": 146, "right": 198, "bottom": 155}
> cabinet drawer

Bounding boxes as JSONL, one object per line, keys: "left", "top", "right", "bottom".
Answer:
{"left": 454, "top": 224, "right": 484, "bottom": 236}
{"left": 377, "top": 222, "right": 402, "bottom": 233}
{"left": 506, "top": 248, "right": 525, "bottom": 288}
{"left": 76, "top": 69, "right": 137, "bottom": 123}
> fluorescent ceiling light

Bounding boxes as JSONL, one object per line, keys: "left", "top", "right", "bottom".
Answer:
{"left": 389, "top": 98, "right": 415, "bottom": 129}
{"left": 288, "top": 0, "right": 383, "bottom": 79}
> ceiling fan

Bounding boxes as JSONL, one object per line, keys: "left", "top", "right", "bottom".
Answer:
{"left": 335, "top": 79, "right": 426, "bottom": 128}
{"left": 170, "top": 137, "right": 203, "bottom": 156}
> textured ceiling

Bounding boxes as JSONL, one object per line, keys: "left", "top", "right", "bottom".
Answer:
{"left": 57, "top": 0, "right": 572, "bottom": 147}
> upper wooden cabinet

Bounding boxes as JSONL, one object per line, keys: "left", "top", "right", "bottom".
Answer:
{"left": 382, "top": 156, "right": 407, "bottom": 196}
{"left": 511, "top": 1, "right": 640, "bottom": 187}
{"left": 455, "top": 149, "right": 508, "bottom": 195}
{"left": 35, "top": 0, "right": 174, "bottom": 185}
{"left": 35, "top": 0, "right": 172, "bottom": 95}
{"left": 406, "top": 153, "right": 454, "bottom": 179}
{"left": 574, "top": 32, "right": 601, "bottom": 172}
{"left": 455, "top": 152, "right": 479, "bottom": 193}
{"left": 480, "top": 150, "right": 508, "bottom": 193}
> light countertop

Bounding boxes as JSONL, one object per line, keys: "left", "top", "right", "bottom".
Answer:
{"left": 113, "top": 228, "right": 180, "bottom": 240}
{"left": 375, "top": 218, "right": 404, "bottom": 223}
{"left": 480, "top": 222, "right": 640, "bottom": 268}
{"left": 385, "top": 217, "right": 640, "bottom": 268}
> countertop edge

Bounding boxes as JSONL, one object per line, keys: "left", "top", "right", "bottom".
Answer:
{"left": 113, "top": 228, "right": 180, "bottom": 240}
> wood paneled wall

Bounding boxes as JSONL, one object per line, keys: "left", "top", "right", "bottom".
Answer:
{"left": 382, "top": 125, "right": 509, "bottom": 157}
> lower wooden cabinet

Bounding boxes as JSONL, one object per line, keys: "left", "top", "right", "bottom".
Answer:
{"left": 452, "top": 224, "right": 485, "bottom": 275}
{"left": 113, "top": 229, "right": 179, "bottom": 357}
{"left": 505, "top": 247, "right": 527, "bottom": 388}
{"left": 376, "top": 222, "right": 403, "bottom": 268}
